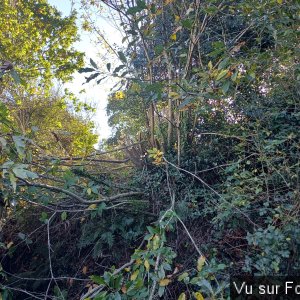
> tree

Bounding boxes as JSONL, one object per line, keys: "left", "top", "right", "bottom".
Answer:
{"left": 0, "top": 0, "right": 84, "bottom": 89}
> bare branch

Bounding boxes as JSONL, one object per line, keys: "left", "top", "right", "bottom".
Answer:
{"left": 19, "top": 178, "right": 143, "bottom": 204}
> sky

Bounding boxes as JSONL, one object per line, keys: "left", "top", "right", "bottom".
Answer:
{"left": 47, "top": 0, "right": 123, "bottom": 143}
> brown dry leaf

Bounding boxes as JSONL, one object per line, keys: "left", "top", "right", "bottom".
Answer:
{"left": 121, "top": 285, "right": 127, "bottom": 294}
{"left": 82, "top": 266, "right": 88, "bottom": 275}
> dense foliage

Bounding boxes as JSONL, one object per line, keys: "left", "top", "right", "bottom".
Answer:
{"left": 0, "top": 0, "right": 299, "bottom": 299}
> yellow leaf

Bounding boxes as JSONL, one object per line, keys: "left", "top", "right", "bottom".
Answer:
{"left": 82, "top": 266, "right": 88, "bottom": 274}
{"left": 197, "top": 255, "right": 206, "bottom": 272}
{"left": 178, "top": 292, "right": 186, "bottom": 300}
{"left": 194, "top": 292, "right": 205, "bottom": 300}
{"left": 135, "top": 258, "right": 142, "bottom": 265}
{"left": 152, "top": 234, "right": 160, "bottom": 250}
{"left": 144, "top": 260, "right": 150, "bottom": 271}
{"left": 87, "top": 188, "right": 92, "bottom": 195}
{"left": 130, "top": 270, "right": 139, "bottom": 281}
{"left": 159, "top": 278, "right": 171, "bottom": 286}
{"left": 170, "top": 33, "right": 177, "bottom": 41}
{"left": 7, "top": 241, "right": 14, "bottom": 249}
{"left": 88, "top": 204, "right": 97, "bottom": 210}
{"left": 175, "top": 15, "right": 180, "bottom": 22}
{"left": 125, "top": 267, "right": 131, "bottom": 272}
{"left": 169, "top": 91, "right": 180, "bottom": 98}
{"left": 277, "top": 0, "right": 283, "bottom": 3}
{"left": 115, "top": 91, "right": 125, "bottom": 99}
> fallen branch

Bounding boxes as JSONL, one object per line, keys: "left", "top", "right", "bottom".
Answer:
{"left": 19, "top": 178, "right": 143, "bottom": 204}
{"left": 39, "top": 157, "right": 130, "bottom": 164}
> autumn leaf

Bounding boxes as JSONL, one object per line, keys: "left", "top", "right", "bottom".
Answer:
{"left": 82, "top": 266, "right": 88, "bottom": 274}
{"left": 115, "top": 91, "right": 125, "bottom": 99}
{"left": 144, "top": 260, "right": 150, "bottom": 271}
{"left": 88, "top": 204, "right": 97, "bottom": 210}
{"left": 130, "top": 270, "right": 139, "bottom": 281}
{"left": 194, "top": 291, "right": 205, "bottom": 300}
{"left": 152, "top": 234, "right": 160, "bottom": 250}
{"left": 170, "top": 33, "right": 177, "bottom": 41}
{"left": 121, "top": 285, "right": 127, "bottom": 294}
{"left": 159, "top": 278, "right": 171, "bottom": 286}
{"left": 178, "top": 293, "right": 186, "bottom": 300}
{"left": 197, "top": 255, "right": 206, "bottom": 272}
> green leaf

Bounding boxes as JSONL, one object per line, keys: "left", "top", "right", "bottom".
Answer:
{"left": 231, "top": 71, "right": 238, "bottom": 82}
{"left": 113, "top": 65, "right": 125, "bottom": 73}
{"left": 18, "top": 232, "right": 26, "bottom": 240}
{"left": 9, "top": 172, "right": 17, "bottom": 192}
{"left": 221, "top": 80, "right": 230, "bottom": 94}
{"left": 9, "top": 69, "right": 21, "bottom": 84}
{"left": 12, "top": 164, "right": 38, "bottom": 180}
{"left": 12, "top": 166, "right": 27, "bottom": 179}
{"left": 85, "top": 72, "right": 100, "bottom": 83}
{"left": 182, "top": 19, "right": 193, "bottom": 30}
{"left": 12, "top": 135, "right": 26, "bottom": 159}
{"left": 90, "top": 58, "right": 98, "bottom": 69}
{"left": 96, "top": 76, "right": 107, "bottom": 85}
{"left": 126, "top": 0, "right": 146, "bottom": 14}
{"left": 154, "top": 45, "right": 164, "bottom": 55}
{"left": 137, "top": 0, "right": 147, "bottom": 9}
{"left": 248, "top": 71, "right": 256, "bottom": 79}
{"left": 158, "top": 286, "right": 165, "bottom": 297}
{"left": 106, "top": 63, "right": 111, "bottom": 72}
{"left": 78, "top": 67, "right": 95, "bottom": 73}
{"left": 114, "top": 292, "right": 121, "bottom": 300}
{"left": 0, "top": 137, "right": 7, "bottom": 148}
{"left": 218, "top": 57, "right": 229, "bottom": 70}
{"left": 216, "top": 69, "right": 228, "bottom": 81}
{"left": 90, "top": 275, "right": 106, "bottom": 285}
{"left": 178, "top": 97, "right": 194, "bottom": 109}
{"left": 94, "top": 291, "right": 108, "bottom": 300}
{"left": 40, "top": 212, "right": 48, "bottom": 223}
{"left": 150, "top": 3, "right": 156, "bottom": 14}
{"left": 25, "top": 170, "right": 38, "bottom": 179}
{"left": 61, "top": 211, "right": 67, "bottom": 221}
{"left": 118, "top": 51, "right": 127, "bottom": 63}
{"left": 178, "top": 272, "right": 189, "bottom": 281}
